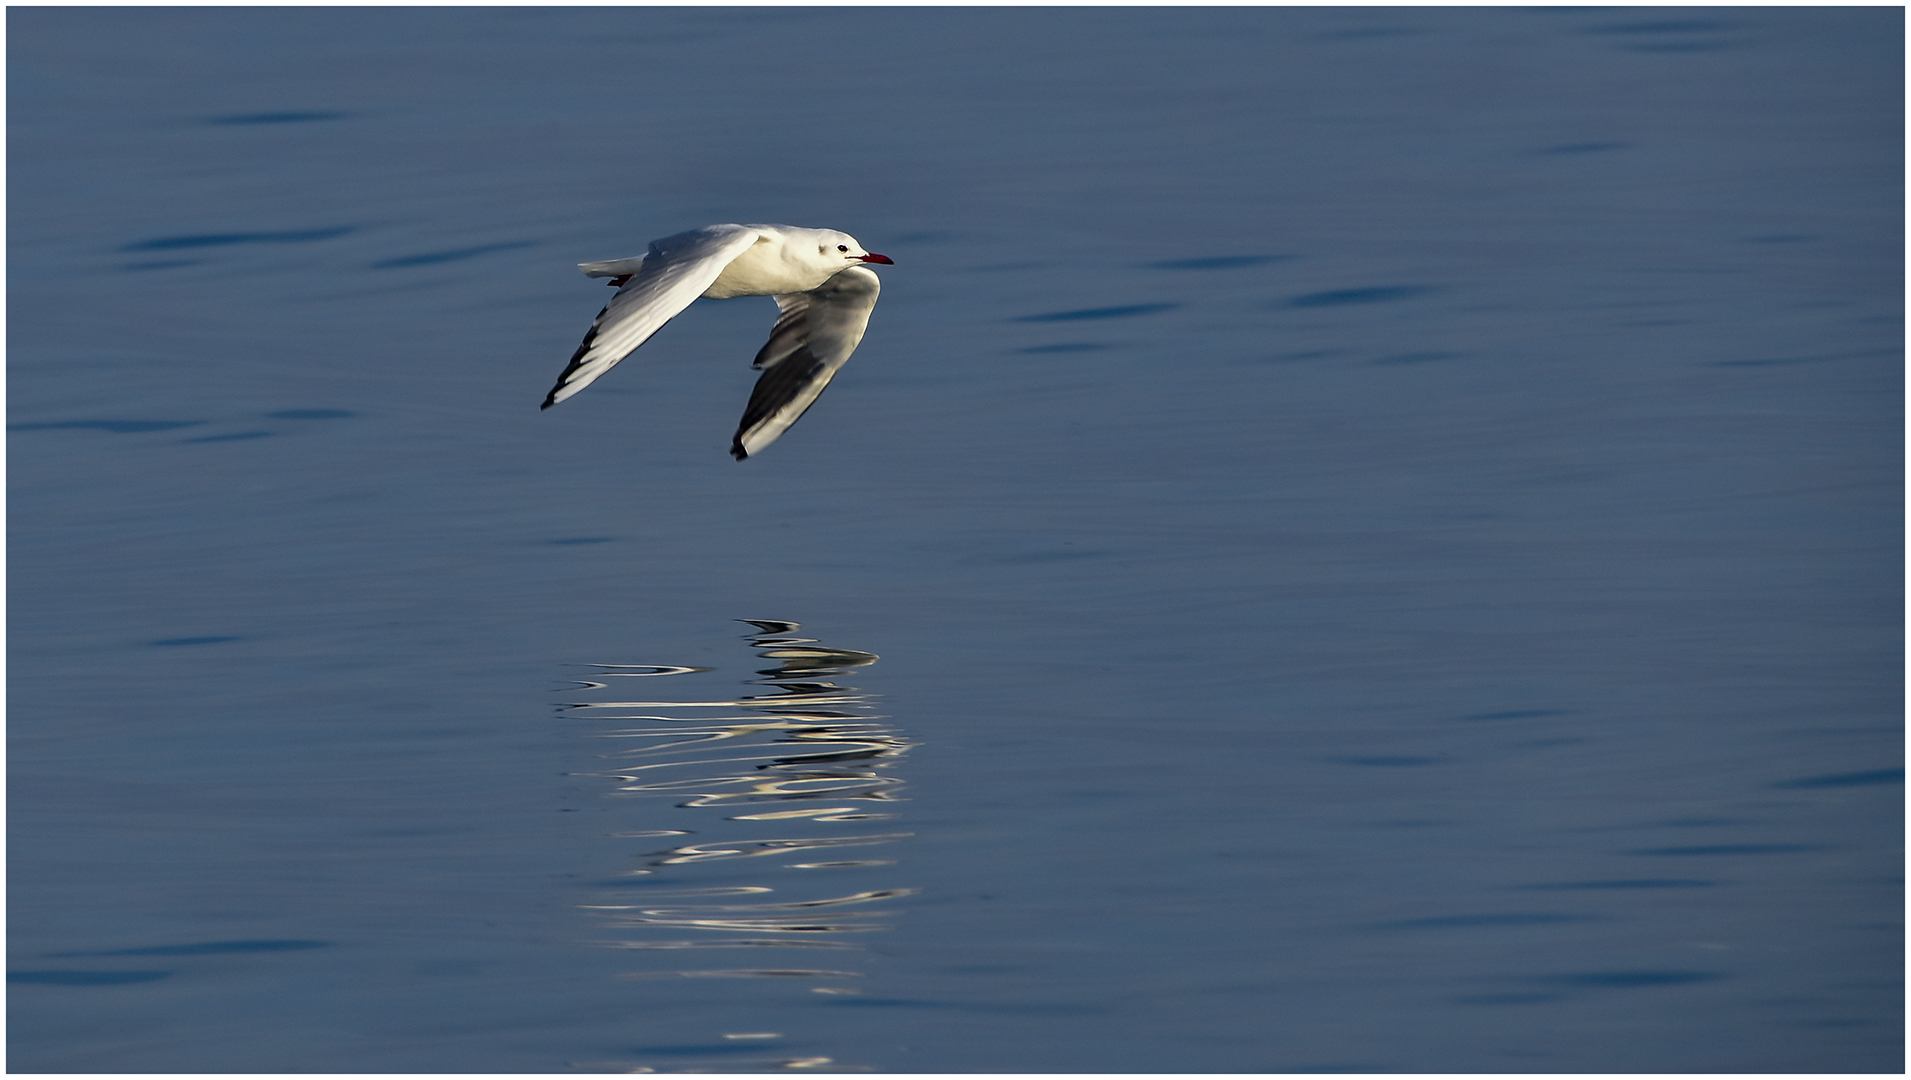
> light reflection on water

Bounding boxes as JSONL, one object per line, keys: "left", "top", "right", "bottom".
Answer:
{"left": 563, "top": 621, "right": 911, "bottom": 1073}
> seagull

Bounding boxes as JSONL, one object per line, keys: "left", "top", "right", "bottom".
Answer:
{"left": 541, "top": 223, "right": 893, "bottom": 460}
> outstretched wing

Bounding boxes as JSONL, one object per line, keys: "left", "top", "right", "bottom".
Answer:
{"left": 731, "top": 264, "right": 882, "bottom": 460}
{"left": 541, "top": 225, "right": 760, "bottom": 409}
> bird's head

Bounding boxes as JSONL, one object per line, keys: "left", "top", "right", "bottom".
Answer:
{"left": 819, "top": 231, "right": 893, "bottom": 268}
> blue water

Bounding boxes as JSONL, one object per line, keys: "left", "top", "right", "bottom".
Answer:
{"left": 8, "top": 7, "right": 1902, "bottom": 1073}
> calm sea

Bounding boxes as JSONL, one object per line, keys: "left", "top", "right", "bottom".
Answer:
{"left": 9, "top": 7, "right": 1901, "bottom": 1073}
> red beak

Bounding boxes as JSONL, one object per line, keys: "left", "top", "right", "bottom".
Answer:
{"left": 859, "top": 253, "right": 894, "bottom": 265}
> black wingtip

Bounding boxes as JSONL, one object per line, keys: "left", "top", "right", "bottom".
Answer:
{"left": 730, "top": 442, "right": 749, "bottom": 461}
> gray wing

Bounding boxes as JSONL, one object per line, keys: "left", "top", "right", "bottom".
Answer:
{"left": 542, "top": 225, "right": 759, "bottom": 409}
{"left": 730, "top": 265, "right": 881, "bottom": 460}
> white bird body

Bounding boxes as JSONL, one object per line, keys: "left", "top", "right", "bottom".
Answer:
{"left": 544, "top": 223, "right": 892, "bottom": 458}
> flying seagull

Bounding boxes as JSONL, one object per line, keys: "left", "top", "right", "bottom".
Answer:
{"left": 541, "top": 223, "right": 893, "bottom": 460}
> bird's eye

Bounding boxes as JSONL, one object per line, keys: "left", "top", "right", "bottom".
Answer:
{"left": 838, "top": 245, "right": 849, "bottom": 252}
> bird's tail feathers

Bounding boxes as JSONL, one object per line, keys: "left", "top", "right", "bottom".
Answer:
{"left": 578, "top": 256, "right": 646, "bottom": 278}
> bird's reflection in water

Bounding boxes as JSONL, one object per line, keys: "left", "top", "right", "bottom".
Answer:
{"left": 564, "top": 620, "right": 912, "bottom": 1073}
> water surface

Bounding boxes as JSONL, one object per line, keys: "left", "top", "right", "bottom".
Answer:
{"left": 8, "top": 7, "right": 1902, "bottom": 1072}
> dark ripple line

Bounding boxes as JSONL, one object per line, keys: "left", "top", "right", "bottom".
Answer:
{"left": 1288, "top": 285, "right": 1430, "bottom": 308}
{"left": 1773, "top": 768, "right": 1902, "bottom": 789}
{"left": 210, "top": 111, "right": 348, "bottom": 125}
{"left": 1015, "top": 302, "right": 1179, "bottom": 322}
{"left": 122, "top": 227, "right": 352, "bottom": 251}
{"left": 373, "top": 240, "right": 534, "bottom": 268}
{"left": 1631, "top": 843, "right": 1822, "bottom": 856}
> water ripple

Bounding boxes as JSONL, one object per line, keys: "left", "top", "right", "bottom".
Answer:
{"left": 561, "top": 619, "right": 912, "bottom": 1071}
